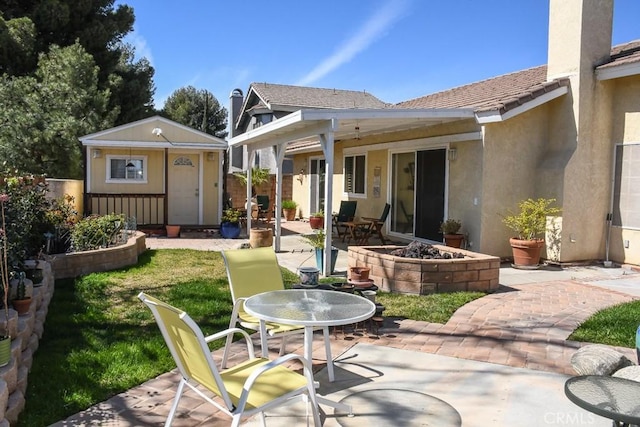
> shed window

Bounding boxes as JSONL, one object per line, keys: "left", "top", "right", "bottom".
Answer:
{"left": 344, "top": 154, "right": 366, "bottom": 196}
{"left": 106, "top": 155, "right": 147, "bottom": 183}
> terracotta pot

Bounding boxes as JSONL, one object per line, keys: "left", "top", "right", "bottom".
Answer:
{"left": 509, "top": 238, "right": 544, "bottom": 267}
{"left": 309, "top": 216, "right": 324, "bottom": 229}
{"left": 283, "top": 208, "right": 296, "bottom": 221}
{"left": 165, "top": 225, "right": 181, "bottom": 238}
{"left": 12, "top": 298, "right": 32, "bottom": 316}
{"left": 350, "top": 266, "right": 370, "bottom": 281}
{"left": 444, "top": 234, "right": 464, "bottom": 248}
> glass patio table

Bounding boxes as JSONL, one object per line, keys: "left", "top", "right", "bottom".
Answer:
{"left": 244, "top": 289, "right": 375, "bottom": 416}
{"left": 565, "top": 375, "right": 640, "bottom": 426}
{"left": 244, "top": 289, "right": 376, "bottom": 382}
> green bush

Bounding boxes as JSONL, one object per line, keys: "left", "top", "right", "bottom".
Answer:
{"left": 0, "top": 174, "right": 52, "bottom": 269}
{"left": 70, "top": 214, "right": 126, "bottom": 252}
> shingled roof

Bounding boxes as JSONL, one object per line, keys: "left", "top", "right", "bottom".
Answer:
{"left": 396, "top": 41, "right": 640, "bottom": 116}
{"left": 248, "top": 82, "right": 389, "bottom": 110}
{"left": 597, "top": 39, "right": 640, "bottom": 70}
{"left": 395, "top": 65, "right": 569, "bottom": 115}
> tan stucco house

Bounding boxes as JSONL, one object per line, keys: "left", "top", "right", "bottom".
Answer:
{"left": 80, "top": 115, "right": 227, "bottom": 229}
{"left": 229, "top": 0, "right": 640, "bottom": 272}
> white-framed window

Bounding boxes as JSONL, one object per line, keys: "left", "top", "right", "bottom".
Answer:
{"left": 344, "top": 154, "right": 366, "bottom": 196}
{"left": 106, "top": 155, "right": 147, "bottom": 183}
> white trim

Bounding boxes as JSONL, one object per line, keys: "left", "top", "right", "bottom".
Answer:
{"left": 475, "top": 86, "right": 568, "bottom": 124}
{"left": 228, "top": 108, "right": 475, "bottom": 148}
{"left": 596, "top": 62, "right": 640, "bottom": 81}
{"left": 343, "top": 153, "right": 367, "bottom": 198}
{"left": 198, "top": 153, "right": 204, "bottom": 225}
{"left": 81, "top": 140, "right": 227, "bottom": 150}
{"left": 79, "top": 115, "right": 226, "bottom": 144}
{"left": 343, "top": 131, "right": 482, "bottom": 154}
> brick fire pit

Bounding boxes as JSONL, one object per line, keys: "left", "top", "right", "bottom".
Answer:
{"left": 347, "top": 245, "right": 500, "bottom": 295}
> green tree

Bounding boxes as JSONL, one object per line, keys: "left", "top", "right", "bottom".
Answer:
{"left": 0, "top": 0, "right": 155, "bottom": 124}
{"left": 162, "top": 86, "right": 228, "bottom": 138}
{"left": 0, "top": 42, "right": 116, "bottom": 178}
{"left": 0, "top": 15, "right": 37, "bottom": 75}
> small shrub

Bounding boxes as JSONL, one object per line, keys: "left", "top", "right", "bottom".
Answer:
{"left": 281, "top": 200, "right": 298, "bottom": 210}
{"left": 70, "top": 214, "right": 126, "bottom": 252}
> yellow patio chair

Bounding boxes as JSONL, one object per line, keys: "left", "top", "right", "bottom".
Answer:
{"left": 138, "top": 292, "right": 320, "bottom": 427}
{"left": 221, "top": 247, "right": 332, "bottom": 371}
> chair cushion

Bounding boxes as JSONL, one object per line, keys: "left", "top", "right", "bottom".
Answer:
{"left": 221, "top": 358, "right": 309, "bottom": 409}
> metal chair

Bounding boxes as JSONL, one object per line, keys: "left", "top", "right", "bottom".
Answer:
{"left": 221, "top": 247, "right": 332, "bottom": 370}
{"left": 138, "top": 292, "right": 320, "bottom": 427}
{"left": 332, "top": 200, "right": 357, "bottom": 239}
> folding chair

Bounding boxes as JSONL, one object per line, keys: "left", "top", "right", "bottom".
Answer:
{"left": 221, "top": 247, "right": 333, "bottom": 371}
{"left": 138, "top": 292, "right": 320, "bottom": 427}
{"left": 361, "top": 203, "right": 391, "bottom": 245}
{"left": 256, "top": 195, "right": 272, "bottom": 223}
{"left": 332, "top": 200, "right": 357, "bottom": 239}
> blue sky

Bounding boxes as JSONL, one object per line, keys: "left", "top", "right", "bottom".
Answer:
{"left": 118, "top": 0, "right": 640, "bottom": 109}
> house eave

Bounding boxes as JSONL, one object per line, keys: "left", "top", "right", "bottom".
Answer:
{"left": 475, "top": 85, "right": 568, "bottom": 124}
{"left": 80, "top": 140, "right": 227, "bottom": 150}
{"left": 596, "top": 62, "right": 640, "bottom": 81}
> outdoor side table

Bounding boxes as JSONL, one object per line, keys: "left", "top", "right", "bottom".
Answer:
{"left": 565, "top": 375, "right": 640, "bottom": 426}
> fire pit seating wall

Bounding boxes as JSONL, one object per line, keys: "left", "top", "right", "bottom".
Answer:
{"left": 348, "top": 244, "right": 500, "bottom": 295}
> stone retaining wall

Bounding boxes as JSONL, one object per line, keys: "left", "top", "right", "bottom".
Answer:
{"left": 50, "top": 232, "right": 147, "bottom": 279}
{"left": 348, "top": 245, "right": 501, "bottom": 294}
{"left": 0, "top": 261, "right": 54, "bottom": 426}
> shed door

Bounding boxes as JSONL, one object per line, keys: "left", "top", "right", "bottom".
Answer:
{"left": 168, "top": 154, "right": 199, "bottom": 224}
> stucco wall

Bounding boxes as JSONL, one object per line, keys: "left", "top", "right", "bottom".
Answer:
{"left": 480, "top": 104, "right": 554, "bottom": 259}
{"left": 46, "top": 178, "right": 83, "bottom": 221}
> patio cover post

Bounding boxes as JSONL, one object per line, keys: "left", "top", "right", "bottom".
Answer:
{"left": 319, "top": 119, "right": 337, "bottom": 276}
{"left": 273, "top": 144, "right": 286, "bottom": 252}
{"left": 245, "top": 150, "right": 255, "bottom": 234}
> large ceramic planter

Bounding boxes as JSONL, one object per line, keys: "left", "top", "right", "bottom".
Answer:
{"left": 220, "top": 222, "right": 241, "bottom": 239}
{"left": 315, "top": 247, "right": 338, "bottom": 274}
{"left": 509, "top": 238, "right": 544, "bottom": 268}
{"left": 309, "top": 216, "right": 324, "bottom": 230}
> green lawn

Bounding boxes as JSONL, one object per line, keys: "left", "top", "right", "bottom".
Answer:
{"left": 19, "top": 248, "right": 636, "bottom": 426}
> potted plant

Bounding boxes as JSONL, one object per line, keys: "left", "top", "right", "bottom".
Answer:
{"left": 502, "top": 198, "right": 561, "bottom": 268}
{"left": 282, "top": 200, "right": 298, "bottom": 221}
{"left": 220, "top": 208, "right": 242, "bottom": 239}
{"left": 309, "top": 210, "right": 324, "bottom": 230}
{"left": 11, "top": 271, "right": 31, "bottom": 316}
{"left": 300, "top": 228, "right": 338, "bottom": 274}
{"left": 0, "top": 193, "right": 11, "bottom": 366}
{"left": 439, "top": 219, "right": 464, "bottom": 248}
